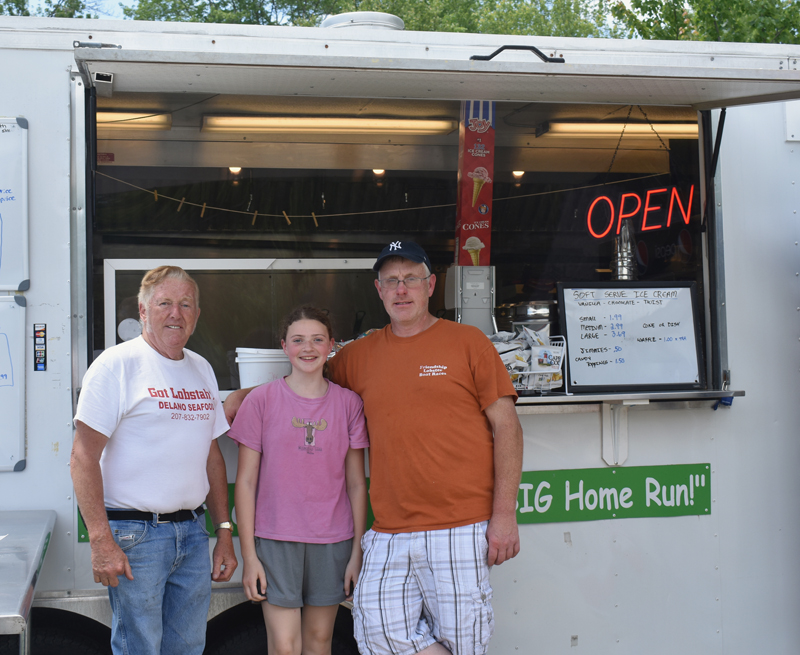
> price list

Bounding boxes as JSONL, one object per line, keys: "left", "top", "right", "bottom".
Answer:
{"left": 559, "top": 284, "right": 702, "bottom": 392}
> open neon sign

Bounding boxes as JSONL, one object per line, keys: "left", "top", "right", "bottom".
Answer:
{"left": 587, "top": 186, "right": 695, "bottom": 239}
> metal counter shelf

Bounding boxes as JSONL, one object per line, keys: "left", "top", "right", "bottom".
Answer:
{"left": 515, "top": 389, "right": 744, "bottom": 406}
{"left": 0, "top": 510, "right": 57, "bottom": 654}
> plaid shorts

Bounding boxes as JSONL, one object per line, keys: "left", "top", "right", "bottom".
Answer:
{"left": 353, "top": 522, "right": 494, "bottom": 655}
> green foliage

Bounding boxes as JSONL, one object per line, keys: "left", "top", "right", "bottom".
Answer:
{"left": 475, "top": 0, "right": 617, "bottom": 38}
{"left": 611, "top": 0, "right": 800, "bottom": 43}
{"left": 337, "top": 0, "right": 480, "bottom": 32}
{"left": 339, "top": 0, "right": 616, "bottom": 36}
{"left": 122, "top": 0, "right": 616, "bottom": 36}
{"left": 0, "top": 0, "right": 96, "bottom": 16}
{"left": 0, "top": 0, "right": 31, "bottom": 15}
{"left": 122, "top": 0, "right": 341, "bottom": 24}
{"left": 6, "top": 0, "right": 795, "bottom": 43}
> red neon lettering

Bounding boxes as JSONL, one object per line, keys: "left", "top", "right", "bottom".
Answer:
{"left": 667, "top": 185, "right": 694, "bottom": 227}
{"left": 587, "top": 196, "right": 615, "bottom": 239}
{"left": 617, "top": 193, "right": 642, "bottom": 234}
{"left": 642, "top": 188, "right": 668, "bottom": 231}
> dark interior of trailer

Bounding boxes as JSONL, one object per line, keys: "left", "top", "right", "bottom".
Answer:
{"left": 91, "top": 94, "right": 703, "bottom": 389}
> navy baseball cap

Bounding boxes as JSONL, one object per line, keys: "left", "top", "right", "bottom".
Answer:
{"left": 373, "top": 240, "right": 432, "bottom": 272}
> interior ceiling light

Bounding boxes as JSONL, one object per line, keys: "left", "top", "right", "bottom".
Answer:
{"left": 512, "top": 171, "right": 525, "bottom": 178}
{"left": 536, "top": 122, "right": 698, "bottom": 139}
{"left": 96, "top": 112, "right": 172, "bottom": 131}
{"left": 202, "top": 116, "right": 458, "bottom": 135}
{"left": 229, "top": 167, "right": 242, "bottom": 174}
{"left": 372, "top": 169, "right": 386, "bottom": 176}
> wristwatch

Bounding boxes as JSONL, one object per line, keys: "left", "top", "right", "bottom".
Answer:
{"left": 214, "top": 521, "right": 233, "bottom": 533}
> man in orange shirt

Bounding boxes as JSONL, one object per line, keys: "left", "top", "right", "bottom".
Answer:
{"left": 326, "top": 241, "right": 523, "bottom": 655}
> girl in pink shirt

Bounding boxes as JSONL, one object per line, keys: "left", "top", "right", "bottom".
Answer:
{"left": 229, "top": 306, "right": 368, "bottom": 655}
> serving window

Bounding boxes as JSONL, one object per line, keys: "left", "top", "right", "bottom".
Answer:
{"left": 91, "top": 95, "right": 707, "bottom": 393}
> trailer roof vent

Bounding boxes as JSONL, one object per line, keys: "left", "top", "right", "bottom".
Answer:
{"left": 321, "top": 11, "right": 404, "bottom": 30}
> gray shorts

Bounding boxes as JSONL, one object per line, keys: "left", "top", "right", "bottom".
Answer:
{"left": 255, "top": 537, "right": 353, "bottom": 608}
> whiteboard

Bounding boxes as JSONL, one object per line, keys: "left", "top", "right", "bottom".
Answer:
{"left": 0, "top": 117, "right": 30, "bottom": 291}
{"left": 0, "top": 296, "right": 26, "bottom": 472}
{"left": 558, "top": 282, "right": 703, "bottom": 392}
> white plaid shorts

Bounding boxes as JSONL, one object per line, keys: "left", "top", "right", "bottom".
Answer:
{"left": 353, "top": 522, "right": 494, "bottom": 655}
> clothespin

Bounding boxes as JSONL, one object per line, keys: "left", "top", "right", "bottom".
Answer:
{"left": 311, "top": 212, "right": 318, "bottom": 228}
{"left": 252, "top": 210, "right": 258, "bottom": 226}
{"left": 154, "top": 190, "right": 158, "bottom": 201}
{"left": 283, "top": 211, "right": 291, "bottom": 226}
{"left": 177, "top": 197, "right": 185, "bottom": 212}
{"left": 201, "top": 203, "right": 207, "bottom": 218}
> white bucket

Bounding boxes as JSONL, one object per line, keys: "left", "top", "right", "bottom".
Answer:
{"left": 235, "top": 348, "right": 291, "bottom": 388}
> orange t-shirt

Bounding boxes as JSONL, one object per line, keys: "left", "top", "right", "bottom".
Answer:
{"left": 328, "top": 319, "right": 517, "bottom": 533}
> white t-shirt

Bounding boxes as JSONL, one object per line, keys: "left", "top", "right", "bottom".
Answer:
{"left": 74, "top": 336, "right": 229, "bottom": 513}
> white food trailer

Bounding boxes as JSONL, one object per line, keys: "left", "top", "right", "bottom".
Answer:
{"left": 0, "top": 14, "right": 799, "bottom": 655}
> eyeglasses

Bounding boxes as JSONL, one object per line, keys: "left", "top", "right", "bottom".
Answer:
{"left": 378, "top": 275, "right": 431, "bottom": 290}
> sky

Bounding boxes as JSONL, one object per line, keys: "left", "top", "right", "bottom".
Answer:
{"left": 89, "top": 0, "right": 131, "bottom": 19}
{"left": 28, "top": 0, "right": 133, "bottom": 18}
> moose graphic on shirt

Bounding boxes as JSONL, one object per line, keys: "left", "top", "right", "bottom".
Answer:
{"left": 291, "top": 417, "right": 327, "bottom": 453}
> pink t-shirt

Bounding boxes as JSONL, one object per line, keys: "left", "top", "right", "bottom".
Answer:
{"left": 228, "top": 377, "right": 369, "bottom": 544}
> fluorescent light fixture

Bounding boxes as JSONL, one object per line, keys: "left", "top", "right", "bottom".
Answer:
{"left": 512, "top": 171, "right": 525, "bottom": 178}
{"left": 96, "top": 112, "right": 172, "bottom": 131}
{"left": 229, "top": 167, "right": 242, "bottom": 174}
{"left": 202, "top": 116, "right": 458, "bottom": 135}
{"left": 538, "top": 122, "right": 698, "bottom": 139}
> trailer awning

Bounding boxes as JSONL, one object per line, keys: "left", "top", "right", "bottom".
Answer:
{"left": 72, "top": 29, "right": 800, "bottom": 110}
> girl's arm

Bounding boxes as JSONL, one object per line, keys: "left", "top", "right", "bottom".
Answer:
{"left": 234, "top": 444, "right": 267, "bottom": 601}
{"left": 343, "top": 447, "right": 367, "bottom": 599}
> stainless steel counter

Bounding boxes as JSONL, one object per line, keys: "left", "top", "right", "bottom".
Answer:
{"left": 0, "top": 510, "right": 57, "bottom": 640}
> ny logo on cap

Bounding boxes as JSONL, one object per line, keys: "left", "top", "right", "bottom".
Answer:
{"left": 389, "top": 241, "right": 402, "bottom": 251}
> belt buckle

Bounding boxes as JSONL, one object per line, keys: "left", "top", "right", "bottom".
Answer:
{"left": 156, "top": 513, "right": 169, "bottom": 524}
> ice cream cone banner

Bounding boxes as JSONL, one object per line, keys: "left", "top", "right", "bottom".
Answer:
{"left": 456, "top": 100, "right": 495, "bottom": 266}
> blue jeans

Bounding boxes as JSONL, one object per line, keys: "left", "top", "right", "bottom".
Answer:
{"left": 107, "top": 514, "right": 211, "bottom": 655}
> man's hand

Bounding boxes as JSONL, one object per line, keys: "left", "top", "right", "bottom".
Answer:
{"left": 71, "top": 421, "right": 135, "bottom": 586}
{"left": 486, "top": 513, "right": 520, "bottom": 566}
{"left": 206, "top": 440, "right": 238, "bottom": 582}
{"left": 483, "top": 396, "right": 523, "bottom": 566}
{"left": 211, "top": 530, "right": 238, "bottom": 582}
{"left": 91, "top": 534, "right": 134, "bottom": 587}
{"left": 223, "top": 388, "right": 252, "bottom": 426}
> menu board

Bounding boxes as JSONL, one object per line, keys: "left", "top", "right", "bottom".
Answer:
{"left": 558, "top": 282, "right": 703, "bottom": 393}
{"left": 0, "top": 117, "right": 29, "bottom": 291}
{"left": 0, "top": 296, "right": 26, "bottom": 472}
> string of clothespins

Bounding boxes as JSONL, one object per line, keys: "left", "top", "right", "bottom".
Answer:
{"left": 95, "top": 170, "right": 669, "bottom": 225}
